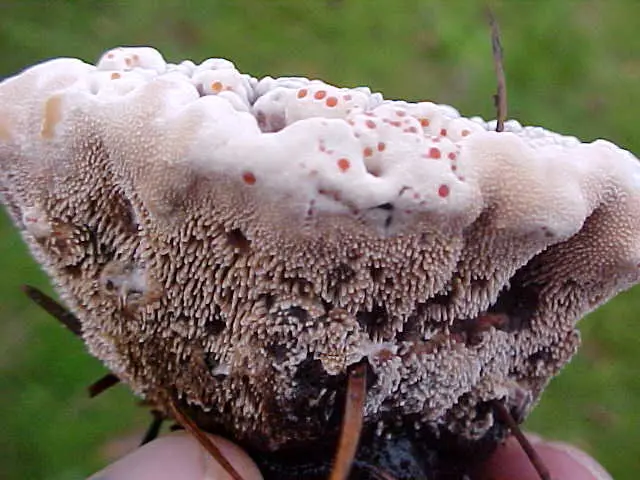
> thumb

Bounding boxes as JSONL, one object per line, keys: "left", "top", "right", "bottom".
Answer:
{"left": 474, "top": 434, "right": 613, "bottom": 480}
{"left": 88, "top": 431, "right": 263, "bottom": 480}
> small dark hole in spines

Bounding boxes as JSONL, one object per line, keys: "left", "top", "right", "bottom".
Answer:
{"left": 396, "top": 313, "right": 421, "bottom": 342}
{"left": 261, "top": 293, "right": 275, "bottom": 310}
{"left": 204, "top": 354, "right": 227, "bottom": 380}
{"left": 285, "top": 306, "right": 309, "bottom": 321}
{"left": 225, "top": 228, "right": 251, "bottom": 253}
{"left": 292, "top": 357, "right": 335, "bottom": 414}
{"left": 527, "top": 348, "right": 552, "bottom": 366}
{"left": 267, "top": 343, "right": 289, "bottom": 364}
{"left": 369, "top": 266, "right": 384, "bottom": 283}
{"left": 356, "top": 303, "right": 389, "bottom": 336}
{"left": 429, "top": 289, "right": 453, "bottom": 307}
{"left": 488, "top": 269, "right": 542, "bottom": 332}
{"left": 205, "top": 318, "right": 226, "bottom": 336}
{"left": 470, "top": 277, "right": 490, "bottom": 290}
{"left": 327, "top": 263, "right": 356, "bottom": 289}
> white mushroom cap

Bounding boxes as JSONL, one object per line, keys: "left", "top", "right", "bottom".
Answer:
{"left": 2, "top": 46, "right": 640, "bottom": 452}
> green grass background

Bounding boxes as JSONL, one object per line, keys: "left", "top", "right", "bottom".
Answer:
{"left": 0, "top": 1, "right": 638, "bottom": 478}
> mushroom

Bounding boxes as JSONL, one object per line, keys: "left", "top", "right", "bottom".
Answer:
{"left": 1, "top": 46, "right": 639, "bottom": 479}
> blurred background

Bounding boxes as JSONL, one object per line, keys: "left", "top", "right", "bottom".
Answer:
{"left": 0, "top": 1, "right": 638, "bottom": 478}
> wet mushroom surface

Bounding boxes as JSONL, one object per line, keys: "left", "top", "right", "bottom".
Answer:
{"left": 1, "top": 47, "right": 639, "bottom": 479}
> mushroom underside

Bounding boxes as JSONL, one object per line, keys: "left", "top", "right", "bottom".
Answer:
{"left": 1, "top": 166, "right": 630, "bottom": 478}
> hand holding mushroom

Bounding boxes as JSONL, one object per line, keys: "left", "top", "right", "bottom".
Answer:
{"left": 89, "top": 430, "right": 613, "bottom": 480}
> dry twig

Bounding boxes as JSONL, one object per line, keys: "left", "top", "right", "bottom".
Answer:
{"left": 488, "top": 10, "right": 508, "bottom": 132}
{"left": 492, "top": 400, "right": 551, "bottom": 480}
{"left": 167, "top": 397, "right": 245, "bottom": 480}
{"left": 88, "top": 373, "right": 121, "bottom": 398}
{"left": 140, "top": 410, "right": 165, "bottom": 446}
{"left": 22, "top": 284, "right": 82, "bottom": 335}
{"left": 329, "top": 362, "right": 368, "bottom": 480}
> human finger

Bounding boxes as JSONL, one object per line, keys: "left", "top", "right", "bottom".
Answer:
{"left": 474, "top": 434, "right": 612, "bottom": 480}
{"left": 88, "top": 431, "right": 263, "bottom": 480}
